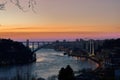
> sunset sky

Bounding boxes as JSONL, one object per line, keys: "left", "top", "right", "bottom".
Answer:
{"left": 0, "top": 0, "right": 120, "bottom": 41}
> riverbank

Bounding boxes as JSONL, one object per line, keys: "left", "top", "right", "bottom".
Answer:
{"left": 0, "top": 49, "right": 97, "bottom": 80}
{"left": 65, "top": 53, "right": 101, "bottom": 67}
{"left": 64, "top": 53, "right": 105, "bottom": 80}
{"left": 0, "top": 39, "right": 36, "bottom": 65}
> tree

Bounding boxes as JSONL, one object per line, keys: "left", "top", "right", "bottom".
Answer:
{"left": 65, "top": 65, "right": 75, "bottom": 80}
{"left": 0, "top": 38, "right": 36, "bottom": 65}
{"left": 58, "top": 65, "right": 75, "bottom": 80}
{"left": 58, "top": 68, "right": 66, "bottom": 80}
{"left": 0, "top": 0, "right": 36, "bottom": 12}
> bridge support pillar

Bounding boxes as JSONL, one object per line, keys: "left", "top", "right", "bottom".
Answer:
{"left": 26, "top": 39, "right": 29, "bottom": 48}
{"left": 32, "top": 42, "right": 35, "bottom": 51}
{"left": 37, "top": 42, "right": 40, "bottom": 48}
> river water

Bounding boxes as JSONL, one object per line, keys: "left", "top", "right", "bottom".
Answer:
{"left": 0, "top": 49, "right": 97, "bottom": 80}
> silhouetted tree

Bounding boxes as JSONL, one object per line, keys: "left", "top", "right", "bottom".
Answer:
{"left": 102, "top": 38, "right": 120, "bottom": 49}
{"left": 58, "top": 65, "right": 75, "bottom": 80}
{"left": 66, "top": 65, "right": 75, "bottom": 80}
{"left": 0, "top": 39, "right": 36, "bottom": 65}
{"left": 58, "top": 68, "right": 66, "bottom": 80}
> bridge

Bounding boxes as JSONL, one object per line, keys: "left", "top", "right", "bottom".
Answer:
{"left": 21, "top": 39, "right": 54, "bottom": 54}
{"left": 20, "top": 39, "right": 96, "bottom": 57}
{"left": 20, "top": 39, "right": 100, "bottom": 67}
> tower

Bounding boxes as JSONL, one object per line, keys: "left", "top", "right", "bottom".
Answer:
{"left": 91, "top": 41, "right": 95, "bottom": 56}
{"left": 89, "top": 40, "right": 92, "bottom": 56}
{"left": 26, "top": 39, "right": 29, "bottom": 48}
{"left": 89, "top": 40, "right": 95, "bottom": 56}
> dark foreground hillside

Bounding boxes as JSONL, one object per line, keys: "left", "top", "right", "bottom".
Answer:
{"left": 0, "top": 39, "right": 36, "bottom": 65}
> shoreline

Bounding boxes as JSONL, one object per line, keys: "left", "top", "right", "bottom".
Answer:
{"left": 64, "top": 53, "right": 102, "bottom": 71}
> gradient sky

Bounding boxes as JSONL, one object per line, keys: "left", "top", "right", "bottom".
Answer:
{"left": 0, "top": 0, "right": 120, "bottom": 40}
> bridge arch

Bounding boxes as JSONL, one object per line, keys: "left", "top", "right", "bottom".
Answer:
{"left": 21, "top": 40, "right": 53, "bottom": 54}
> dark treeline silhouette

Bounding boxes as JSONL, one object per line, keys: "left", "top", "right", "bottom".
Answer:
{"left": 0, "top": 39, "right": 36, "bottom": 65}
{"left": 102, "top": 38, "right": 120, "bottom": 49}
{"left": 58, "top": 65, "right": 75, "bottom": 80}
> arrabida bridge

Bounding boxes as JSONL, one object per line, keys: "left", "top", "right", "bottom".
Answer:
{"left": 20, "top": 39, "right": 99, "bottom": 66}
{"left": 21, "top": 39, "right": 53, "bottom": 54}
{"left": 20, "top": 39, "right": 95, "bottom": 57}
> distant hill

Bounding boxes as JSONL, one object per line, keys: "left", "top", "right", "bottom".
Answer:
{"left": 0, "top": 39, "right": 36, "bottom": 65}
{"left": 103, "top": 38, "right": 120, "bottom": 49}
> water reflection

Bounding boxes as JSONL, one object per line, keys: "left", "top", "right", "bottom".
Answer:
{"left": 0, "top": 49, "right": 97, "bottom": 80}
{"left": 0, "top": 64, "right": 34, "bottom": 80}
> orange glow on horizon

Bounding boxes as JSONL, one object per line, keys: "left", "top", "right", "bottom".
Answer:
{"left": 0, "top": 25, "right": 120, "bottom": 33}
{"left": 0, "top": 24, "right": 119, "bottom": 41}
{"left": 0, "top": 32, "right": 119, "bottom": 41}
{"left": 0, "top": 0, "right": 119, "bottom": 41}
